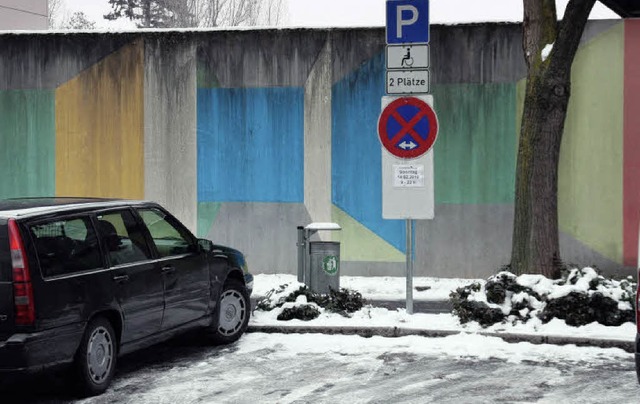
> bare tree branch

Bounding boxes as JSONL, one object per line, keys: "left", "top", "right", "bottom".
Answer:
{"left": 47, "top": 0, "right": 65, "bottom": 29}
{"left": 550, "top": 0, "right": 597, "bottom": 77}
{"left": 104, "top": 0, "right": 286, "bottom": 28}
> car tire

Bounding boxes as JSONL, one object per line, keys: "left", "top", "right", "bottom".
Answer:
{"left": 74, "top": 317, "right": 117, "bottom": 397}
{"left": 209, "top": 279, "right": 250, "bottom": 345}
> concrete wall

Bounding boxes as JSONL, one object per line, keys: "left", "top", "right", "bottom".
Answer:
{"left": 304, "top": 37, "right": 333, "bottom": 231}
{"left": 0, "top": 22, "right": 634, "bottom": 279}
{"left": 144, "top": 34, "right": 198, "bottom": 231}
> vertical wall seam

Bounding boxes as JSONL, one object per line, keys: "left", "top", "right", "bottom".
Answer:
{"left": 623, "top": 20, "right": 640, "bottom": 266}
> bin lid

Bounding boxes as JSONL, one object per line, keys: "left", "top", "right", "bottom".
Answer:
{"left": 305, "top": 222, "right": 341, "bottom": 231}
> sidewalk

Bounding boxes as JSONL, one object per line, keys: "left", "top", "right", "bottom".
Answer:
{"left": 249, "top": 274, "right": 637, "bottom": 354}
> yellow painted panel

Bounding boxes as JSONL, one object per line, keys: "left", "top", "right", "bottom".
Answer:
{"left": 332, "top": 205, "right": 405, "bottom": 262}
{"left": 56, "top": 41, "right": 144, "bottom": 199}
{"left": 559, "top": 23, "right": 624, "bottom": 263}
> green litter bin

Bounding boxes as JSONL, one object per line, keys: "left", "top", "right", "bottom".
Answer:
{"left": 309, "top": 241, "right": 340, "bottom": 294}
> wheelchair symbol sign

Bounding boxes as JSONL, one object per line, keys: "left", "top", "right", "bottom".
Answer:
{"left": 386, "top": 44, "right": 429, "bottom": 70}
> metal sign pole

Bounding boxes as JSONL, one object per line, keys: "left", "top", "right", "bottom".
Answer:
{"left": 406, "top": 218, "right": 414, "bottom": 314}
{"left": 297, "top": 226, "right": 305, "bottom": 283}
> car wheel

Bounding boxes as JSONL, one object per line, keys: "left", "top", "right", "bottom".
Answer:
{"left": 209, "top": 279, "right": 250, "bottom": 344}
{"left": 74, "top": 317, "right": 117, "bottom": 397}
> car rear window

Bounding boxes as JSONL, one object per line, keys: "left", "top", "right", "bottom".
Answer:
{"left": 0, "top": 221, "right": 10, "bottom": 282}
{"left": 29, "top": 216, "right": 103, "bottom": 277}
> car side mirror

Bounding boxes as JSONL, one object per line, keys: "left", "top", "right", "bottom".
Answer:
{"left": 198, "top": 238, "right": 214, "bottom": 253}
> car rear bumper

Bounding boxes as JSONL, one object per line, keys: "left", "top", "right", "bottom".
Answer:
{"left": 0, "top": 322, "right": 86, "bottom": 373}
{"left": 636, "top": 334, "right": 640, "bottom": 384}
{"left": 244, "top": 272, "right": 254, "bottom": 296}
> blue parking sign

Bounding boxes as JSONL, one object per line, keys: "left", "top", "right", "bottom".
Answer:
{"left": 386, "top": 0, "right": 429, "bottom": 44}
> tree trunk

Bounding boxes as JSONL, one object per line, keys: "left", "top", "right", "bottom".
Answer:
{"left": 144, "top": 0, "right": 152, "bottom": 28}
{"left": 511, "top": 0, "right": 595, "bottom": 278}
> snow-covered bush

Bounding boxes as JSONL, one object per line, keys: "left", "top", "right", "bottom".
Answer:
{"left": 277, "top": 300, "right": 321, "bottom": 321}
{"left": 450, "top": 268, "right": 636, "bottom": 328}
{"left": 256, "top": 283, "right": 367, "bottom": 321}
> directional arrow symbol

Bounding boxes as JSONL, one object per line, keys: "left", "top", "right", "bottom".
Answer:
{"left": 399, "top": 141, "right": 417, "bottom": 150}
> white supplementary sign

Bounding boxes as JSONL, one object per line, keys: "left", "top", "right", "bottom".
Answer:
{"left": 381, "top": 95, "right": 435, "bottom": 220}
{"left": 386, "top": 70, "right": 429, "bottom": 94}
{"left": 394, "top": 165, "right": 424, "bottom": 187}
{"left": 387, "top": 45, "right": 429, "bottom": 70}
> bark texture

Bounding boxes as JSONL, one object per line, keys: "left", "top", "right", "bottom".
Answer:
{"left": 511, "top": 0, "right": 596, "bottom": 278}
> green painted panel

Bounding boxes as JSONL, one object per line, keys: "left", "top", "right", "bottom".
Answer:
{"left": 196, "top": 62, "right": 220, "bottom": 89}
{"left": 559, "top": 23, "right": 624, "bottom": 263}
{"left": 432, "top": 83, "right": 517, "bottom": 204}
{"left": 0, "top": 90, "right": 55, "bottom": 199}
{"left": 197, "top": 201, "right": 221, "bottom": 237}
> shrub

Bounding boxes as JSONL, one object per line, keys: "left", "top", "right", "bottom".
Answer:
{"left": 324, "top": 288, "right": 365, "bottom": 314}
{"left": 450, "top": 267, "right": 636, "bottom": 328}
{"left": 257, "top": 284, "right": 367, "bottom": 321}
{"left": 277, "top": 305, "right": 321, "bottom": 321}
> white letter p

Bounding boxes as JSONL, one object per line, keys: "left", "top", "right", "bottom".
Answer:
{"left": 396, "top": 5, "right": 418, "bottom": 39}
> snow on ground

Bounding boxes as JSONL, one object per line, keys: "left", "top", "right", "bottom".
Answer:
{"left": 237, "top": 332, "right": 631, "bottom": 365}
{"left": 252, "top": 274, "right": 477, "bottom": 301}
{"left": 251, "top": 274, "right": 636, "bottom": 342}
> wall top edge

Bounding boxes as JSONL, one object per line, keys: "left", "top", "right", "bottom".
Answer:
{"left": 0, "top": 19, "right": 623, "bottom": 38}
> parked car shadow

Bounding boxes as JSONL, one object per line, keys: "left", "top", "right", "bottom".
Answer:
{"left": 0, "top": 331, "right": 237, "bottom": 403}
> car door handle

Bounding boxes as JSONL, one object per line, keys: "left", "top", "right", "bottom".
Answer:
{"left": 212, "top": 249, "right": 228, "bottom": 259}
{"left": 112, "top": 274, "right": 129, "bottom": 284}
{"left": 162, "top": 265, "right": 175, "bottom": 275}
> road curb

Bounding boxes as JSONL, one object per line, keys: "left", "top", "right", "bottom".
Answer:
{"left": 247, "top": 325, "right": 634, "bottom": 353}
{"left": 248, "top": 325, "right": 459, "bottom": 339}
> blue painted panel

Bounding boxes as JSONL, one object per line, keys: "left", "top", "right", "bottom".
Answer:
{"left": 197, "top": 88, "right": 304, "bottom": 203}
{"left": 332, "top": 53, "right": 406, "bottom": 253}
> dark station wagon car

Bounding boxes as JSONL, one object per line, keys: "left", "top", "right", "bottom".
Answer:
{"left": 0, "top": 198, "right": 253, "bottom": 396}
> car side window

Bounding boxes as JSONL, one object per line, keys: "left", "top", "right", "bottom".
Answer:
{"left": 137, "top": 208, "right": 194, "bottom": 258}
{"left": 96, "top": 210, "right": 153, "bottom": 266}
{"left": 30, "top": 216, "right": 102, "bottom": 277}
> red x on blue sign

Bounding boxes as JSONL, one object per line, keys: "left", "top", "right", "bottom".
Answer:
{"left": 377, "top": 96, "right": 438, "bottom": 159}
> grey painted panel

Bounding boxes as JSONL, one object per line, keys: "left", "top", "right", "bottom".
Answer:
{"left": 334, "top": 220, "right": 631, "bottom": 279}
{"left": 341, "top": 261, "right": 405, "bottom": 277}
{"left": 144, "top": 36, "right": 198, "bottom": 232}
{"left": 330, "top": 29, "right": 385, "bottom": 85}
{"left": 409, "top": 204, "right": 627, "bottom": 279}
{"left": 207, "top": 202, "right": 312, "bottom": 275}
{"left": 196, "top": 30, "right": 327, "bottom": 88}
{"left": 559, "top": 231, "right": 630, "bottom": 278}
{"left": 0, "top": 33, "right": 137, "bottom": 90}
{"left": 580, "top": 19, "right": 622, "bottom": 44}
{"left": 414, "top": 204, "right": 513, "bottom": 279}
{"left": 430, "top": 23, "right": 526, "bottom": 84}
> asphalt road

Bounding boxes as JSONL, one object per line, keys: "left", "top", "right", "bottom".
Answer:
{"left": 1, "top": 332, "right": 638, "bottom": 404}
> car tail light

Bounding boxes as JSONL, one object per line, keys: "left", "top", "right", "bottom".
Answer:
{"left": 8, "top": 219, "right": 35, "bottom": 325}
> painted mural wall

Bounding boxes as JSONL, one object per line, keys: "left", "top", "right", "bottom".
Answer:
{"left": 0, "top": 21, "right": 636, "bottom": 279}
